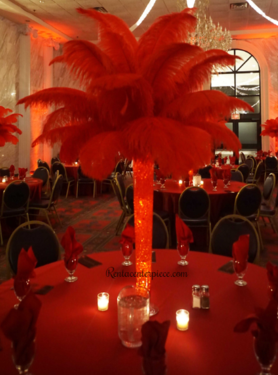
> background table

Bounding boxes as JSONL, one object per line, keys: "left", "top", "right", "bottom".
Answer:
{"left": 154, "top": 179, "right": 245, "bottom": 225}
{"left": 0, "top": 177, "right": 43, "bottom": 202}
{"left": 0, "top": 250, "right": 276, "bottom": 375}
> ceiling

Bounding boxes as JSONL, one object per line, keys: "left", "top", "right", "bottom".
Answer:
{"left": 0, "top": 0, "right": 278, "bottom": 42}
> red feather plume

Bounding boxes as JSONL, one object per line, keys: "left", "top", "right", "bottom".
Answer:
{"left": 0, "top": 106, "right": 22, "bottom": 146}
{"left": 261, "top": 118, "right": 278, "bottom": 138}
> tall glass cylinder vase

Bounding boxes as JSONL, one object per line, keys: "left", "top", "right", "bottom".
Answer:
{"left": 133, "top": 158, "right": 153, "bottom": 291}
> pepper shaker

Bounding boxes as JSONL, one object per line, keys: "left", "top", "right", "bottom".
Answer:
{"left": 192, "top": 285, "right": 201, "bottom": 309}
{"left": 201, "top": 285, "right": 210, "bottom": 309}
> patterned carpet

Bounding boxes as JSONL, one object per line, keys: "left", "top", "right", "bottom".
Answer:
{"left": 0, "top": 185, "right": 277, "bottom": 283}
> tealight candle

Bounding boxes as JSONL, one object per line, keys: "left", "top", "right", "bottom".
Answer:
{"left": 200, "top": 180, "right": 204, "bottom": 187}
{"left": 176, "top": 309, "right": 189, "bottom": 331}
{"left": 1, "top": 178, "right": 5, "bottom": 183}
{"left": 178, "top": 180, "right": 183, "bottom": 186}
{"left": 97, "top": 292, "right": 109, "bottom": 311}
{"left": 75, "top": 162, "right": 78, "bottom": 165}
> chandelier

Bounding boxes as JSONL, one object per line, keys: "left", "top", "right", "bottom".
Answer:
{"left": 177, "top": 0, "right": 232, "bottom": 52}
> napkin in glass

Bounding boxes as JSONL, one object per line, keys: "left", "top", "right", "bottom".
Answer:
{"left": 120, "top": 224, "right": 135, "bottom": 255}
{"left": 175, "top": 215, "right": 193, "bottom": 245}
{"left": 14, "top": 247, "right": 37, "bottom": 298}
{"left": 61, "top": 226, "right": 83, "bottom": 271}
{"left": 232, "top": 235, "right": 249, "bottom": 273}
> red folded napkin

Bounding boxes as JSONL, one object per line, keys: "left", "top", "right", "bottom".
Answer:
{"left": 175, "top": 215, "right": 193, "bottom": 244}
{"left": 18, "top": 168, "right": 28, "bottom": 178}
{"left": 209, "top": 167, "right": 217, "bottom": 181}
{"left": 138, "top": 320, "right": 170, "bottom": 375}
{"left": 14, "top": 247, "right": 37, "bottom": 299}
{"left": 61, "top": 226, "right": 83, "bottom": 271}
{"left": 267, "top": 262, "right": 278, "bottom": 300}
{"left": 223, "top": 157, "right": 227, "bottom": 164}
{"left": 223, "top": 168, "right": 231, "bottom": 181}
{"left": 230, "top": 156, "right": 236, "bottom": 165}
{"left": 10, "top": 165, "right": 15, "bottom": 174}
{"left": 217, "top": 157, "right": 222, "bottom": 165}
{"left": 120, "top": 224, "right": 134, "bottom": 256}
{"left": 234, "top": 300, "right": 278, "bottom": 368}
{"left": 1, "top": 291, "right": 41, "bottom": 369}
{"left": 232, "top": 235, "right": 249, "bottom": 273}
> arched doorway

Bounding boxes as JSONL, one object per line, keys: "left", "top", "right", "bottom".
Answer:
{"left": 211, "top": 49, "right": 261, "bottom": 150}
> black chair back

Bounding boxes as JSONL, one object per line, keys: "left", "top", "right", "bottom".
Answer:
{"left": 38, "top": 160, "right": 50, "bottom": 172}
{"left": 116, "top": 173, "right": 126, "bottom": 198}
{"left": 51, "top": 175, "right": 63, "bottom": 202}
{"left": 126, "top": 213, "right": 168, "bottom": 249}
{"left": 115, "top": 160, "right": 125, "bottom": 174}
{"left": 198, "top": 166, "right": 212, "bottom": 179}
{"left": 240, "top": 152, "right": 246, "bottom": 163}
{"left": 244, "top": 158, "right": 254, "bottom": 172}
{"left": 6, "top": 221, "right": 60, "bottom": 274}
{"left": 112, "top": 178, "right": 125, "bottom": 211}
{"left": 266, "top": 156, "right": 278, "bottom": 170}
{"left": 235, "top": 184, "right": 261, "bottom": 217}
{"left": 51, "top": 157, "right": 60, "bottom": 165}
{"left": 237, "top": 164, "right": 249, "bottom": 182}
{"left": 126, "top": 184, "right": 134, "bottom": 213}
{"left": 52, "top": 162, "right": 66, "bottom": 179}
{"left": 32, "top": 167, "right": 48, "bottom": 187}
{"left": 0, "top": 168, "right": 10, "bottom": 177}
{"left": 3, "top": 181, "right": 29, "bottom": 210}
{"left": 179, "top": 187, "right": 209, "bottom": 219}
{"left": 211, "top": 215, "right": 259, "bottom": 263}
{"left": 263, "top": 173, "right": 276, "bottom": 201}
{"left": 254, "top": 161, "right": 264, "bottom": 181}
{"left": 231, "top": 169, "right": 243, "bottom": 182}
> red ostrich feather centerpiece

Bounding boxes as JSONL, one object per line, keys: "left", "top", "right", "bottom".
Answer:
{"left": 18, "top": 8, "right": 253, "bottom": 290}
{"left": 261, "top": 118, "right": 278, "bottom": 138}
{"left": 0, "top": 106, "right": 22, "bottom": 146}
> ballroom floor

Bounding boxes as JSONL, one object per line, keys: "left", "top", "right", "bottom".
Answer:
{"left": 0, "top": 186, "right": 277, "bottom": 284}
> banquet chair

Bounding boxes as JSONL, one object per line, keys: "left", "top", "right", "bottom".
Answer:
{"left": 260, "top": 190, "right": 278, "bottom": 236}
{"left": 0, "top": 180, "right": 30, "bottom": 245}
{"left": 230, "top": 169, "right": 243, "bottom": 182}
{"left": 244, "top": 157, "right": 254, "bottom": 174}
{"left": 237, "top": 164, "right": 249, "bottom": 182}
{"left": 0, "top": 167, "right": 10, "bottom": 177}
{"left": 178, "top": 187, "right": 211, "bottom": 247}
{"left": 210, "top": 214, "right": 260, "bottom": 263}
{"left": 37, "top": 159, "right": 50, "bottom": 173}
{"left": 112, "top": 175, "right": 132, "bottom": 235}
{"left": 6, "top": 221, "right": 60, "bottom": 276}
{"left": 234, "top": 184, "right": 263, "bottom": 249}
{"left": 265, "top": 157, "right": 278, "bottom": 180}
{"left": 101, "top": 159, "right": 125, "bottom": 194}
{"left": 240, "top": 152, "right": 246, "bottom": 164}
{"left": 246, "top": 161, "right": 264, "bottom": 184}
{"left": 51, "top": 162, "right": 75, "bottom": 198}
{"left": 76, "top": 166, "right": 96, "bottom": 198}
{"left": 198, "top": 165, "right": 212, "bottom": 179}
{"left": 125, "top": 212, "right": 169, "bottom": 249}
{"left": 51, "top": 157, "right": 60, "bottom": 165}
{"left": 262, "top": 173, "right": 276, "bottom": 205}
{"left": 28, "top": 175, "right": 63, "bottom": 228}
{"left": 32, "top": 167, "right": 50, "bottom": 199}
{"left": 248, "top": 155, "right": 257, "bottom": 170}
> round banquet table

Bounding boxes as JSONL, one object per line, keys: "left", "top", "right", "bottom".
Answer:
{"left": 0, "top": 177, "right": 43, "bottom": 202}
{"left": 0, "top": 250, "right": 276, "bottom": 375}
{"left": 154, "top": 179, "right": 246, "bottom": 225}
{"left": 64, "top": 163, "right": 79, "bottom": 180}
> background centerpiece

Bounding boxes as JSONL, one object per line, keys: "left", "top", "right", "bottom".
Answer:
{"left": 18, "top": 8, "right": 253, "bottom": 290}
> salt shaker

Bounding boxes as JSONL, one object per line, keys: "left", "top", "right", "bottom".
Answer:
{"left": 201, "top": 285, "right": 210, "bottom": 309}
{"left": 192, "top": 285, "right": 201, "bottom": 309}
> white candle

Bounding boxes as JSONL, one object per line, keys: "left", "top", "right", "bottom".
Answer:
{"left": 200, "top": 180, "right": 204, "bottom": 187}
{"left": 75, "top": 162, "right": 78, "bottom": 165}
{"left": 97, "top": 292, "right": 109, "bottom": 311}
{"left": 2, "top": 178, "right": 5, "bottom": 183}
{"left": 176, "top": 309, "right": 189, "bottom": 331}
{"left": 178, "top": 180, "right": 183, "bottom": 186}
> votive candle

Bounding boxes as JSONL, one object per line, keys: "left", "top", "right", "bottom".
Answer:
{"left": 97, "top": 292, "right": 109, "bottom": 311}
{"left": 178, "top": 180, "right": 183, "bottom": 186}
{"left": 176, "top": 309, "right": 189, "bottom": 331}
{"left": 200, "top": 180, "right": 204, "bottom": 187}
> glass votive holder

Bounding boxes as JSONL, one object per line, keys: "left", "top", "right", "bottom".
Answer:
{"left": 178, "top": 180, "right": 183, "bottom": 186}
{"left": 176, "top": 309, "right": 189, "bottom": 331}
{"left": 200, "top": 180, "right": 204, "bottom": 187}
{"left": 97, "top": 292, "right": 109, "bottom": 311}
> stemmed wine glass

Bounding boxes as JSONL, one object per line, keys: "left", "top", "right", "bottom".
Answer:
{"left": 160, "top": 178, "right": 166, "bottom": 189}
{"left": 65, "top": 257, "right": 78, "bottom": 283}
{"left": 12, "top": 340, "right": 35, "bottom": 375}
{"left": 177, "top": 242, "right": 189, "bottom": 266}
{"left": 223, "top": 175, "right": 229, "bottom": 188}
{"left": 212, "top": 179, "right": 217, "bottom": 191}
{"left": 121, "top": 243, "right": 133, "bottom": 266}
{"left": 233, "top": 258, "right": 248, "bottom": 286}
{"left": 13, "top": 278, "right": 31, "bottom": 309}
{"left": 254, "top": 337, "right": 277, "bottom": 375}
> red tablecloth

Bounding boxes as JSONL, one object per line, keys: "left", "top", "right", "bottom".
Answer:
{"left": 154, "top": 179, "right": 245, "bottom": 224}
{"left": 0, "top": 250, "right": 275, "bottom": 375}
{"left": 0, "top": 177, "right": 42, "bottom": 202}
